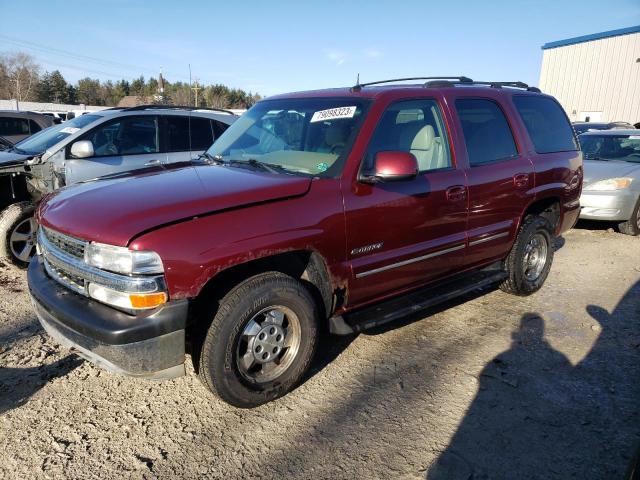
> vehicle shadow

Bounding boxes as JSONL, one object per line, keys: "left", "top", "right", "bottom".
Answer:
{"left": 0, "top": 355, "right": 83, "bottom": 415}
{"left": 427, "top": 279, "right": 640, "bottom": 479}
{"left": 245, "top": 279, "right": 640, "bottom": 479}
{"left": 574, "top": 219, "right": 616, "bottom": 231}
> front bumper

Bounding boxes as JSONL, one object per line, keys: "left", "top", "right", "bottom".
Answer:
{"left": 579, "top": 191, "right": 638, "bottom": 221}
{"left": 28, "top": 256, "right": 188, "bottom": 380}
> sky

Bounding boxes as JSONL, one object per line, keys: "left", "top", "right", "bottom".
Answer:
{"left": 1, "top": 0, "right": 639, "bottom": 97}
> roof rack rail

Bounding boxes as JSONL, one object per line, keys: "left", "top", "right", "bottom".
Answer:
{"left": 122, "top": 104, "right": 237, "bottom": 115}
{"left": 351, "top": 76, "right": 542, "bottom": 93}
{"left": 351, "top": 76, "right": 473, "bottom": 91}
{"left": 466, "top": 81, "right": 542, "bottom": 92}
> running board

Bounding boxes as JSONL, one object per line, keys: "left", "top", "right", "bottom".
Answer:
{"left": 329, "top": 266, "right": 507, "bottom": 335}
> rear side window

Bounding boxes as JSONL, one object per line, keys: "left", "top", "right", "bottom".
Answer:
{"left": 190, "top": 117, "right": 214, "bottom": 150}
{"left": 166, "top": 116, "right": 190, "bottom": 152}
{"left": 455, "top": 99, "right": 518, "bottom": 166}
{"left": 513, "top": 96, "right": 577, "bottom": 153}
{"left": 29, "top": 119, "right": 42, "bottom": 134}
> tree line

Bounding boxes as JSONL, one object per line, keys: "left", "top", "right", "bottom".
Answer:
{"left": 0, "top": 52, "right": 261, "bottom": 108}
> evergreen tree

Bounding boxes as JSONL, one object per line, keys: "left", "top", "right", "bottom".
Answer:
{"left": 49, "top": 70, "right": 69, "bottom": 103}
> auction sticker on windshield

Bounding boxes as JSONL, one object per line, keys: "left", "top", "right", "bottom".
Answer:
{"left": 310, "top": 106, "right": 357, "bottom": 123}
{"left": 60, "top": 127, "right": 80, "bottom": 134}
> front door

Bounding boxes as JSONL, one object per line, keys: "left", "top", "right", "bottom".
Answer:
{"left": 65, "top": 115, "right": 163, "bottom": 184}
{"left": 343, "top": 99, "right": 468, "bottom": 307}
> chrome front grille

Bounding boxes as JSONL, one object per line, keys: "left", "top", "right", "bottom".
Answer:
{"left": 39, "top": 227, "right": 89, "bottom": 295}
{"left": 38, "top": 227, "right": 166, "bottom": 297}
{"left": 43, "top": 257, "right": 87, "bottom": 295}
{"left": 42, "top": 227, "right": 87, "bottom": 259}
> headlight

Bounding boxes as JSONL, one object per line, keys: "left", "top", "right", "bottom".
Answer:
{"left": 584, "top": 178, "right": 633, "bottom": 191}
{"left": 84, "top": 242, "right": 164, "bottom": 275}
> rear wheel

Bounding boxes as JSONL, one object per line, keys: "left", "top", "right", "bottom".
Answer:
{"left": 198, "top": 272, "right": 319, "bottom": 408}
{"left": 0, "top": 202, "right": 36, "bottom": 267}
{"left": 618, "top": 198, "right": 640, "bottom": 236}
{"left": 500, "top": 215, "right": 554, "bottom": 296}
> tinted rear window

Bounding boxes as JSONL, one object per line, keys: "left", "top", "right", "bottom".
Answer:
{"left": 190, "top": 117, "right": 214, "bottom": 150}
{"left": 0, "top": 117, "right": 30, "bottom": 136}
{"left": 513, "top": 96, "right": 577, "bottom": 153}
{"left": 166, "top": 116, "right": 190, "bottom": 152}
{"left": 455, "top": 99, "right": 518, "bottom": 166}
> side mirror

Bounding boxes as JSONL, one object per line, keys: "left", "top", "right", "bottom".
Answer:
{"left": 360, "top": 151, "right": 418, "bottom": 184}
{"left": 70, "top": 140, "right": 94, "bottom": 159}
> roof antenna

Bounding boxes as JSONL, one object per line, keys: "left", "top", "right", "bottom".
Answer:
{"left": 352, "top": 73, "right": 362, "bottom": 92}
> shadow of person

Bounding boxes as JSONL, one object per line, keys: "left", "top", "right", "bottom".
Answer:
{"left": 428, "top": 280, "right": 640, "bottom": 480}
{"left": 0, "top": 355, "right": 82, "bottom": 415}
{"left": 427, "top": 313, "right": 576, "bottom": 480}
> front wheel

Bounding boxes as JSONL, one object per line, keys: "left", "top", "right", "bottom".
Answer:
{"left": 500, "top": 215, "right": 554, "bottom": 296}
{"left": 618, "top": 198, "right": 640, "bottom": 236}
{"left": 198, "top": 272, "right": 319, "bottom": 408}
{"left": 0, "top": 202, "right": 37, "bottom": 268}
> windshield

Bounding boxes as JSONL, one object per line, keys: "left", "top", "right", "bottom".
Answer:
{"left": 206, "top": 98, "right": 368, "bottom": 176}
{"left": 14, "top": 114, "right": 101, "bottom": 155}
{"left": 579, "top": 134, "right": 640, "bottom": 163}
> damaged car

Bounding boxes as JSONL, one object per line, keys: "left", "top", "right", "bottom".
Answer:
{"left": 0, "top": 106, "right": 236, "bottom": 266}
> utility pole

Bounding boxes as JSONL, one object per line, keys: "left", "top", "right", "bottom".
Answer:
{"left": 191, "top": 79, "right": 201, "bottom": 107}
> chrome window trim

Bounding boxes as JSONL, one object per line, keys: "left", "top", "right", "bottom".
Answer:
{"left": 355, "top": 244, "right": 465, "bottom": 279}
{"left": 468, "top": 231, "right": 509, "bottom": 246}
{"left": 38, "top": 228, "right": 164, "bottom": 294}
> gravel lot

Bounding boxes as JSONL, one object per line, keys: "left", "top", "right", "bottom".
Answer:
{"left": 0, "top": 225, "right": 639, "bottom": 480}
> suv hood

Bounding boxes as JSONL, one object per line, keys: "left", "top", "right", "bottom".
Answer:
{"left": 39, "top": 164, "right": 312, "bottom": 246}
{"left": 583, "top": 159, "right": 640, "bottom": 186}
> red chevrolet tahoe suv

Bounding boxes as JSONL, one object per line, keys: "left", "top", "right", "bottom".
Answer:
{"left": 28, "top": 77, "right": 582, "bottom": 408}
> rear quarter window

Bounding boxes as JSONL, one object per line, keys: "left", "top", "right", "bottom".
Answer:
{"left": 513, "top": 96, "right": 577, "bottom": 154}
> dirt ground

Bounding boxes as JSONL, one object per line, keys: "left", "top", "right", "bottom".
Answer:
{"left": 0, "top": 224, "right": 638, "bottom": 480}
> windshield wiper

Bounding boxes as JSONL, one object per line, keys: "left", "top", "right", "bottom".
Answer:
{"left": 196, "top": 152, "right": 224, "bottom": 165}
{"left": 228, "top": 158, "right": 288, "bottom": 174}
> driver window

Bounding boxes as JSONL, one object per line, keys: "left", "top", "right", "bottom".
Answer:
{"left": 84, "top": 116, "right": 159, "bottom": 157}
{"left": 366, "top": 99, "right": 452, "bottom": 173}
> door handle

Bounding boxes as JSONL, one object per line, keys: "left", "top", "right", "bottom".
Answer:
{"left": 144, "top": 159, "right": 161, "bottom": 166}
{"left": 446, "top": 185, "right": 467, "bottom": 202}
{"left": 513, "top": 173, "right": 529, "bottom": 188}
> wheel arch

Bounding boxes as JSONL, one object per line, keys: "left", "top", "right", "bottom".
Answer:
{"left": 520, "top": 195, "right": 562, "bottom": 234}
{"left": 192, "top": 249, "right": 336, "bottom": 323}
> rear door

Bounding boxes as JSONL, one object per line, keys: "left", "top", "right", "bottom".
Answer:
{"left": 163, "top": 115, "right": 215, "bottom": 163}
{"left": 65, "top": 115, "right": 163, "bottom": 184}
{"left": 453, "top": 96, "right": 535, "bottom": 267}
{"left": 189, "top": 116, "right": 216, "bottom": 158}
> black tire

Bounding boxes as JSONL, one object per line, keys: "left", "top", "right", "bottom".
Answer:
{"left": 198, "top": 272, "right": 319, "bottom": 408}
{"left": 618, "top": 198, "right": 640, "bottom": 236}
{"left": 0, "top": 201, "right": 36, "bottom": 268}
{"left": 500, "top": 215, "right": 554, "bottom": 296}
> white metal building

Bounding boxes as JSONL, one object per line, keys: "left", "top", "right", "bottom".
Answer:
{"left": 539, "top": 25, "right": 640, "bottom": 124}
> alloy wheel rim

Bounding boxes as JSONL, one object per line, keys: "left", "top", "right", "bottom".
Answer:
{"left": 9, "top": 217, "right": 37, "bottom": 263}
{"left": 236, "top": 305, "right": 301, "bottom": 384}
{"left": 522, "top": 233, "right": 548, "bottom": 282}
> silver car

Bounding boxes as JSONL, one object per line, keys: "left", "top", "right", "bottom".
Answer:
{"left": 0, "top": 105, "right": 237, "bottom": 265}
{"left": 578, "top": 129, "right": 640, "bottom": 235}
